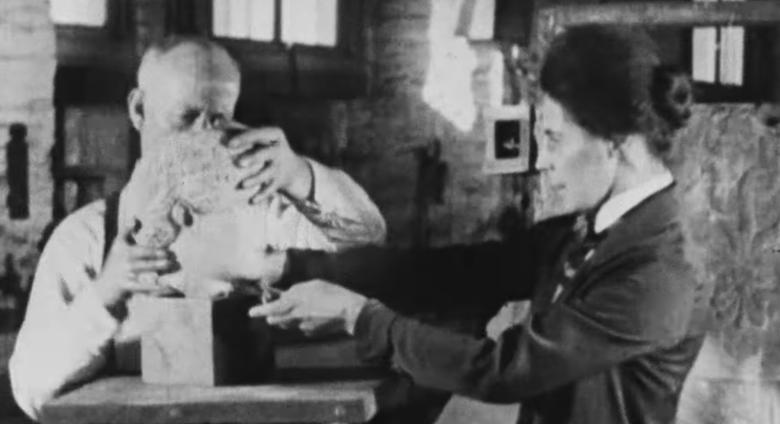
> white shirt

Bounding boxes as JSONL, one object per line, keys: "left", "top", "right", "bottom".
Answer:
{"left": 593, "top": 170, "right": 675, "bottom": 235}
{"left": 9, "top": 158, "right": 386, "bottom": 421}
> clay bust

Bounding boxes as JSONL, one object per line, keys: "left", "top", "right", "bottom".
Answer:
{"left": 123, "top": 124, "right": 279, "bottom": 298}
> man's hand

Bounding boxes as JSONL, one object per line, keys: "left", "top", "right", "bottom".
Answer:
{"left": 94, "top": 227, "right": 180, "bottom": 314}
{"left": 226, "top": 127, "right": 313, "bottom": 204}
{"left": 248, "top": 279, "right": 368, "bottom": 336}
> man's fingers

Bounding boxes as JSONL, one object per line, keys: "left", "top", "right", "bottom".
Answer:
{"left": 250, "top": 179, "right": 278, "bottom": 205}
{"left": 234, "top": 144, "right": 276, "bottom": 169}
{"left": 237, "top": 161, "right": 275, "bottom": 190}
{"left": 128, "top": 246, "right": 172, "bottom": 261}
{"left": 225, "top": 127, "right": 285, "bottom": 150}
{"left": 130, "top": 258, "right": 178, "bottom": 274}
{"left": 248, "top": 298, "right": 295, "bottom": 318}
{"left": 123, "top": 281, "right": 163, "bottom": 293}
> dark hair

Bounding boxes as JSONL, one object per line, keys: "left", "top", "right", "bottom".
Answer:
{"left": 540, "top": 25, "right": 693, "bottom": 156}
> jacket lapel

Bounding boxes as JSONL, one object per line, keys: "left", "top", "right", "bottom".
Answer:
{"left": 583, "top": 184, "right": 679, "bottom": 271}
{"left": 553, "top": 185, "right": 681, "bottom": 304}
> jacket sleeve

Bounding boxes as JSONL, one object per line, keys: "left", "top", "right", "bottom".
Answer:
{"left": 284, "top": 239, "right": 537, "bottom": 309}
{"left": 282, "top": 217, "right": 574, "bottom": 308}
{"left": 351, "top": 252, "right": 697, "bottom": 403}
{"left": 9, "top": 209, "right": 119, "bottom": 421}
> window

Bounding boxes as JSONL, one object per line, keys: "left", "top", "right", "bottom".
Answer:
{"left": 168, "top": 0, "right": 368, "bottom": 98}
{"left": 692, "top": 0, "right": 744, "bottom": 86}
{"left": 169, "top": 0, "right": 367, "bottom": 98}
{"left": 685, "top": 0, "right": 777, "bottom": 102}
{"left": 687, "top": 0, "right": 776, "bottom": 102}
{"left": 50, "top": 0, "right": 107, "bottom": 27}
{"left": 212, "top": 0, "right": 339, "bottom": 47}
{"left": 455, "top": 0, "right": 496, "bottom": 40}
{"left": 212, "top": 0, "right": 275, "bottom": 41}
{"left": 281, "top": 0, "right": 338, "bottom": 46}
{"left": 51, "top": 0, "right": 133, "bottom": 70}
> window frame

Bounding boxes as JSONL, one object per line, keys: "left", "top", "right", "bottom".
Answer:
{"left": 54, "top": 0, "right": 135, "bottom": 70}
{"left": 534, "top": 1, "right": 780, "bottom": 104}
{"left": 171, "top": 0, "right": 368, "bottom": 98}
{"left": 683, "top": 25, "right": 776, "bottom": 103}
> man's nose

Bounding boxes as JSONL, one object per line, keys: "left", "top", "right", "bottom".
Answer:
{"left": 194, "top": 113, "right": 226, "bottom": 130}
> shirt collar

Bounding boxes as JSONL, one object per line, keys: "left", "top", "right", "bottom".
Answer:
{"left": 593, "top": 170, "right": 674, "bottom": 234}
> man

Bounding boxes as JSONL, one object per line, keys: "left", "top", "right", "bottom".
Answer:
{"left": 9, "top": 36, "right": 385, "bottom": 421}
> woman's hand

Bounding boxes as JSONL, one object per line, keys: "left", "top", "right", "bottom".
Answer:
{"left": 248, "top": 279, "right": 367, "bottom": 336}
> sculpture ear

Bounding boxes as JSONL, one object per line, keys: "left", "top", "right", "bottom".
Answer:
{"left": 170, "top": 202, "right": 195, "bottom": 228}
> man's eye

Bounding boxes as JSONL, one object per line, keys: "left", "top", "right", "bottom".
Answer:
{"left": 180, "top": 110, "right": 201, "bottom": 126}
{"left": 209, "top": 114, "right": 227, "bottom": 128}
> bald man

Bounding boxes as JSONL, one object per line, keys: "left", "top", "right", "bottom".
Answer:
{"left": 9, "top": 36, "right": 386, "bottom": 421}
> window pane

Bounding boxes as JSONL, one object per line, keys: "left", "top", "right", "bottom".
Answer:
{"left": 213, "top": 0, "right": 275, "bottom": 41}
{"left": 719, "top": 0, "right": 745, "bottom": 86}
{"left": 281, "top": 0, "right": 338, "bottom": 46}
{"left": 719, "top": 27, "right": 744, "bottom": 86}
{"left": 692, "top": 27, "right": 717, "bottom": 83}
{"left": 467, "top": 0, "right": 495, "bottom": 40}
{"left": 50, "top": 0, "right": 107, "bottom": 27}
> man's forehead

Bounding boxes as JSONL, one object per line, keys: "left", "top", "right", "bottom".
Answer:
{"left": 139, "top": 42, "right": 239, "bottom": 89}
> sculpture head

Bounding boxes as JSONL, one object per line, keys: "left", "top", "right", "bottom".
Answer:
{"left": 125, "top": 127, "right": 278, "bottom": 298}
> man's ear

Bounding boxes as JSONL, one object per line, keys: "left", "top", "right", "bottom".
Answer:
{"left": 127, "top": 88, "right": 145, "bottom": 131}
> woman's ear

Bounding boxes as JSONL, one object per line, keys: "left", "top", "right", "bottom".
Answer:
{"left": 127, "top": 88, "right": 145, "bottom": 131}
{"left": 614, "top": 134, "right": 647, "bottom": 168}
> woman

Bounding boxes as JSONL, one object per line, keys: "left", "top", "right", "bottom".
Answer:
{"left": 251, "top": 25, "right": 707, "bottom": 424}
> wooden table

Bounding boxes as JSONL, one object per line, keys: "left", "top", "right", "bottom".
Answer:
{"left": 41, "top": 376, "right": 386, "bottom": 424}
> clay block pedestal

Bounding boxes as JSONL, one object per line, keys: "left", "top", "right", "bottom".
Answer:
{"left": 136, "top": 295, "right": 273, "bottom": 386}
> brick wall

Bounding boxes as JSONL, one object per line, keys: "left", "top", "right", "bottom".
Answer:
{"left": 0, "top": 0, "right": 55, "bottom": 419}
{"left": 342, "top": 2, "right": 524, "bottom": 422}
{"left": 0, "top": 0, "right": 56, "bottom": 297}
{"left": 344, "top": 0, "right": 514, "bottom": 247}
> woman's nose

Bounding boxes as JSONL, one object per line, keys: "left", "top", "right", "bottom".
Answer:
{"left": 536, "top": 154, "right": 553, "bottom": 171}
{"left": 535, "top": 139, "right": 553, "bottom": 171}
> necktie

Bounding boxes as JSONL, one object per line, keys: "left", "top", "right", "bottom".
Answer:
{"left": 553, "top": 215, "right": 607, "bottom": 302}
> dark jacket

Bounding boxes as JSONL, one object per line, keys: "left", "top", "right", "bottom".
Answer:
{"left": 283, "top": 187, "right": 710, "bottom": 424}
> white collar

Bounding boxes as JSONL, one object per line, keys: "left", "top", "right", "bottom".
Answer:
{"left": 593, "top": 170, "right": 674, "bottom": 234}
